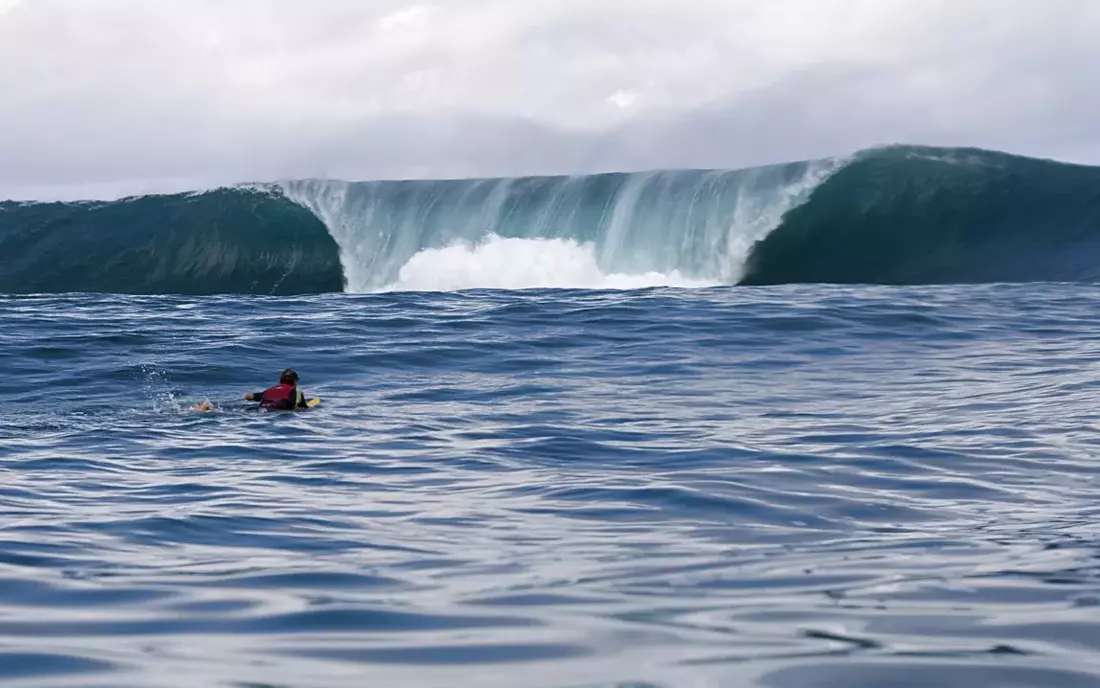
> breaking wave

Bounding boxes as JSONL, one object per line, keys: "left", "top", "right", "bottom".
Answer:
{"left": 2, "top": 145, "right": 1098, "bottom": 295}
{"left": 280, "top": 160, "right": 835, "bottom": 293}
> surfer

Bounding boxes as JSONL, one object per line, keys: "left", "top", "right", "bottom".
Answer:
{"left": 245, "top": 368, "right": 313, "bottom": 411}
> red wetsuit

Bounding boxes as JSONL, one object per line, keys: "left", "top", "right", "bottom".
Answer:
{"left": 250, "top": 384, "right": 307, "bottom": 410}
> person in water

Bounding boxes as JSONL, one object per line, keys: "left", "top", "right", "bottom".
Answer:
{"left": 245, "top": 368, "right": 311, "bottom": 410}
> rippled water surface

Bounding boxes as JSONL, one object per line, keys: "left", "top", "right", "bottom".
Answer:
{"left": 3, "top": 284, "right": 1100, "bottom": 687}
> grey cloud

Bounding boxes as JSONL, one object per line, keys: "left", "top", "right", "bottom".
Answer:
{"left": 0, "top": 0, "right": 1098, "bottom": 199}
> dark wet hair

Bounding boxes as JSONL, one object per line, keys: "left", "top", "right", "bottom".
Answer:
{"left": 280, "top": 368, "right": 299, "bottom": 385}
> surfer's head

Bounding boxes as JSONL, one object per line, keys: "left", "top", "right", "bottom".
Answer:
{"left": 280, "top": 368, "right": 299, "bottom": 386}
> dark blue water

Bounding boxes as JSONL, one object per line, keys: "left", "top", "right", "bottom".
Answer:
{"left": 3, "top": 284, "right": 1100, "bottom": 687}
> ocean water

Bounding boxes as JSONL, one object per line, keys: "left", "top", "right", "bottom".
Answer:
{"left": 4, "top": 285, "right": 1100, "bottom": 687}
{"left": 3, "top": 145, "right": 1100, "bottom": 687}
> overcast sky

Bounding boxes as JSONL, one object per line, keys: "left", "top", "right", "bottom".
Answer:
{"left": 1, "top": 0, "right": 1098, "bottom": 198}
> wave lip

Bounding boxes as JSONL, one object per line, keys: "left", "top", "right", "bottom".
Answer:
{"left": 281, "top": 159, "right": 840, "bottom": 293}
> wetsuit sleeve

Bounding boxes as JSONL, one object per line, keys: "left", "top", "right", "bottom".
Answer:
{"left": 250, "top": 391, "right": 266, "bottom": 401}
{"left": 297, "top": 391, "right": 309, "bottom": 408}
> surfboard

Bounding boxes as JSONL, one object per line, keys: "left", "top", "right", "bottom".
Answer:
{"left": 190, "top": 398, "right": 319, "bottom": 413}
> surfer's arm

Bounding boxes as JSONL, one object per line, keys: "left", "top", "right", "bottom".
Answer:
{"left": 245, "top": 391, "right": 265, "bottom": 401}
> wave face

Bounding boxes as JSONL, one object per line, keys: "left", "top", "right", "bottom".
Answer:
{"left": 742, "top": 146, "right": 1100, "bottom": 285}
{"left": 0, "top": 188, "right": 344, "bottom": 295}
{"left": 2, "top": 145, "right": 1099, "bottom": 295}
{"left": 280, "top": 161, "right": 837, "bottom": 292}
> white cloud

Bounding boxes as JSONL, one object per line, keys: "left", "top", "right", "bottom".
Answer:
{"left": 0, "top": 0, "right": 1097, "bottom": 197}
{"left": 378, "top": 4, "right": 434, "bottom": 30}
{"left": 608, "top": 91, "right": 637, "bottom": 110}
